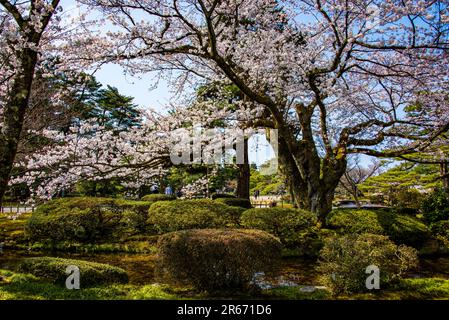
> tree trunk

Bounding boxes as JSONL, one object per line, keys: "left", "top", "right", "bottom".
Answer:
{"left": 291, "top": 187, "right": 336, "bottom": 225}
{"left": 275, "top": 119, "right": 346, "bottom": 225}
{"left": 0, "top": 48, "right": 38, "bottom": 206}
{"left": 236, "top": 138, "right": 250, "bottom": 199}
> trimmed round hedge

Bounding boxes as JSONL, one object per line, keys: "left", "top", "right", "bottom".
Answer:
{"left": 26, "top": 197, "right": 153, "bottom": 243}
{"left": 17, "top": 257, "right": 128, "bottom": 287}
{"left": 240, "top": 208, "right": 321, "bottom": 257}
{"left": 211, "top": 193, "right": 236, "bottom": 200}
{"left": 326, "top": 209, "right": 430, "bottom": 248}
{"left": 147, "top": 199, "right": 244, "bottom": 233}
{"left": 215, "top": 197, "right": 252, "bottom": 209}
{"left": 141, "top": 194, "right": 176, "bottom": 202}
{"left": 156, "top": 229, "right": 281, "bottom": 291}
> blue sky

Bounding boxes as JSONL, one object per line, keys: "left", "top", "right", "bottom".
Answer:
{"left": 94, "top": 64, "right": 173, "bottom": 111}
{"left": 61, "top": 0, "right": 277, "bottom": 167}
{"left": 92, "top": 64, "right": 276, "bottom": 166}
{"left": 61, "top": 0, "right": 174, "bottom": 111}
{"left": 61, "top": 0, "right": 378, "bottom": 169}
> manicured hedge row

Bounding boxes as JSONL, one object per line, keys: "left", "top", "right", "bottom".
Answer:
{"left": 215, "top": 197, "right": 252, "bottom": 209}
{"left": 211, "top": 193, "right": 236, "bottom": 200}
{"left": 141, "top": 194, "right": 176, "bottom": 202}
{"left": 17, "top": 257, "right": 128, "bottom": 287}
{"left": 326, "top": 209, "right": 430, "bottom": 248}
{"left": 240, "top": 208, "right": 321, "bottom": 257}
{"left": 26, "top": 197, "right": 255, "bottom": 243}
{"left": 26, "top": 197, "right": 153, "bottom": 243}
{"left": 148, "top": 199, "right": 244, "bottom": 233}
{"left": 156, "top": 229, "right": 281, "bottom": 291}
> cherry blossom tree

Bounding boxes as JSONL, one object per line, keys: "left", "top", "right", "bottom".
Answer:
{"left": 0, "top": 0, "right": 106, "bottom": 205}
{"left": 68, "top": 0, "right": 448, "bottom": 222}
{"left": 0, "top": 0, "right": 64, "bottom": 204}
{"left": 11, "top": 0, "right": 449, "bottom": 223}
{"left": 11, "top": 100, "right": 240, "bottom": 200}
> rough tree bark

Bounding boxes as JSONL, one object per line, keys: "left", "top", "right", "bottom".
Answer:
{"left": 0, "top": 48, "right": 38, "bottom": 206}
{"left": 236, "top": 138, "right": 250, "bottom": 199}
{"left": 274, "top": 108, "right": 347, "bottom": 225}
{"left": 0, "top": 0, "right": 60, "bottom": 206}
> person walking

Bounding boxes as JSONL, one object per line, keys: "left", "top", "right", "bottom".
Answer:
{"left": 165, "top": 185, "right": 173, "bottom": 195}
{"left": 150, "top": 185, "right": 158, "bottom": 194}
{"left": 254, "top": 189, "right": 260, "bottom": 199}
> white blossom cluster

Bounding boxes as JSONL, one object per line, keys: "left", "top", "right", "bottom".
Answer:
{"left": 4, "top": 0, "right": 449, "bottom": 200}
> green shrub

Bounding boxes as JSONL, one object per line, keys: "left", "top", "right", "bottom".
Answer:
{"left": 430, "top": 220, "right": 449, "bottom": 246}
{"left": 327, "top": 209, "right": 384, "bottom": 234}
{"left": 114, "top": 199, "right": 153, "bottom": 232}
{"left": 422, "top": 189, "right": 449, "bottom": 223}
{"left": 391, "top": 188, "right": 424, "bottom": 211}
{"left": 211, "top": 193, "right": 236, "bottom": 200}
{"left": 215, "top": 197, "right": 252, "bottom": 209}
{"left": 317, "top": 233, "right": 418, "bottom": 295}
{"left": 122, "top": 210, "right": 147, "bottom": 233}
{"left": 26, "top": 207, "right": 122, "bottom": 243}
{"left": 17, "top": 257, "right": 128, "bottom": 287}
{"left": 141, "top": 194, "right": 176, "bottom": 202}
{"left": 327, "top": 209, "right": 430, "bottom": 248}
{"left": 148, "top": 199, "right": 244, "bottom": 233}
{"left": 240, "top": 208, "right": 321, "bottom": 257}
{"left": 25, "top": 197, "right": 153, "bottom": 243}
{"left": 156, "top": 229, "right": 281, "bottom": 291}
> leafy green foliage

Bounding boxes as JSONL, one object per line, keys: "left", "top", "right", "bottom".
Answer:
{"left": 0, "top": 212, "right": 29, "bottom": 246}
{"left": 156, "top": 229, "right": 281, "bottom": 291}
{"left": 318, "top": 234, "right": 418, "bottom": 295}
{"left": 211, "top": 193, "right": 236, "bottom": 200}
{"left": 93, "top": 85, "right": 141, "bottom": 132}
{"left": 17, "top": 257, "right": 128, "bottom": 287}
{"left": 26, "top": 207, "right": 121, "bottom": 243}
{"left": 141, "top": 194, "right": 176, "bottom": 202}
{"left": 148, "top": 199, "right": 244, "bottom": 233}
{"left": 215, "top": 197, "right": 252, "bottom": 209}
{"left": 392, "top": 188, "right": 425, "bottom": 211}
{"left": 114, "top": 199, "right": 155, "bottom": 232}
{"left": 327, "top": 209, "right": 430, "bottom": 248}
{"left": 162, "top": 165, "right": 239, "bottom": 196}
{"left": 240, "top": 208, "right": 321, "bottom": 257}
{"left": 422, "top": 188, "right": 449, "bottom": 223}
{"left": 360, "top": 163, "right": 442, "bottom": 205}
{"left": 26, "top": 197, "right": 153, "bottom": 243}
{"left": 75, "top": 179, "right": 125, "bottom": 198}
{"left": 250, "top": 162, "right": 286, "bottom": 196}
{"left": 430, "top": 220, "right": 449, "bottom": 247}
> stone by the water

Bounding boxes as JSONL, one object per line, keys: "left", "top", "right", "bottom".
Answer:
{"left": 299, "top": 286, "right": 316, "bottom": 293}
